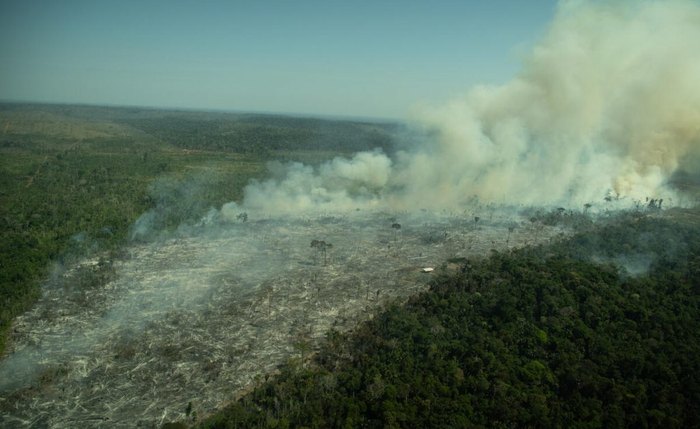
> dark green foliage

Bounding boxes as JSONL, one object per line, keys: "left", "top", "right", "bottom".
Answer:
{"left": 554, "top": 211, "right": 697, "bottom": 268}
{"left": 0, "top": 135, "right": 158, "bottom": 352}
{"left": 201, "top": 211, "right": 700, "bottom": 428}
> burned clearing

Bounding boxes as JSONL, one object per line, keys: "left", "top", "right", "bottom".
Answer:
{"left": 0, "top": 209, "right": 567, "bottom": 427}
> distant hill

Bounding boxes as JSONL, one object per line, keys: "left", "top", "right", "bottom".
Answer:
{"left": 0, "top": 102, "right": 401, "bottom": 155}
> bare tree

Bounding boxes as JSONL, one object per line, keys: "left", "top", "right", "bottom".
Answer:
{"left": 263, "top": 284, "right": 273, "bottom": 315}
{"left": 310, "top": 240, "right": 322, "bottom": 264}
{"left": 323, "top": 242, "right": 332, "bottom": 265}
{"left": 506, "top": 225, "right": 515, "bottom": 246}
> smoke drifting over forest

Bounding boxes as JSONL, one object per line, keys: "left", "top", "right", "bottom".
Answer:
{"left": 1, "top": 1, "right": 700, "bottom": 426}
{"left": 223, "top": 0, "right": 700, "bottom": 216}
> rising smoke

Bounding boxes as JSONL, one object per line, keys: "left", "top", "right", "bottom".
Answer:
{"left": 224, "top": 0, "right": 700, "bottom": 217}
{"left": 2, "top": 1, "right": 698, "bottom": 421}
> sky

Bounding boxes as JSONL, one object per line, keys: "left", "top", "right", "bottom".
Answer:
{"left": 0, "top": 0, "right": 557, "bottom": 119}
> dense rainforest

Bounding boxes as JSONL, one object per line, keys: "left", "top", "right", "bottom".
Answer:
{"left": 198, "top": 210, "right": 700, "bottom": 429}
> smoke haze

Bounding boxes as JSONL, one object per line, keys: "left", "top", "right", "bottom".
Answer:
{"left": 226, "top": 0, "right": 700, "bottom": 216}
{"left": 2, "top": 3, "right": 699, "bottom": 425}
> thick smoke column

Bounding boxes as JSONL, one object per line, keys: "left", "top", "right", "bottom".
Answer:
{"left": 413, "top": 0, "right": 700, "bottom": 206}
{"left": 229, "top": 0, "right": 700, "bottom": 216}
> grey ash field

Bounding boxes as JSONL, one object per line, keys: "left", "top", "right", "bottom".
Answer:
{"left": 1, "top": 208, "right": 565, "bottom": 427}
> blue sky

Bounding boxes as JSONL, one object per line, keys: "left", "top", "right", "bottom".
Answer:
{"left": 0, "top": 1, "right": 557, "bottom": 119}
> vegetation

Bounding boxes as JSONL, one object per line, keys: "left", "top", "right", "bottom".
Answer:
{"left": 310, "top": 239, "right": 333, "bottom": 266}
{"left": 3, "top": 102, "right": 700, "bottom": 428}
{"left": 122, "top": 113, "right": 397, "bottom": 157}
{"left": 199, "top": 210, "right": 700, "bottom": 428}
{"left": 0, "top": 102, "right": 397, "bottom": 354}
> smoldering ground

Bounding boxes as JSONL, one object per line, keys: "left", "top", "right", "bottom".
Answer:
{"left": 1, "top": 0, "right": 699, "bottom": 427}
{"left": 0, "top": 208, "right": 572, "bottom": 427}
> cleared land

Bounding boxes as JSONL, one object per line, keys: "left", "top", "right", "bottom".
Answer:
{"left": 1, "top": 208, "right": 567, "bottom": 427}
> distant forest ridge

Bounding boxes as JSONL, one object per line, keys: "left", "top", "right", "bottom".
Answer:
{"left": 0, "top": 102, "right": 401, "bottom": 155}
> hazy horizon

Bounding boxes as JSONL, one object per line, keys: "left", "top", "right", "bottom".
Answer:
{"left": 0, "top": 0, "right": 556, "bottom": 120}
{"left": 0, "top": 98, "right": 403, "bottom": 123}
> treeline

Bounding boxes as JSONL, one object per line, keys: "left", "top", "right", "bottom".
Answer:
{"left": 198, "top": 210, "right": 700, "bottom": 428}
{"left": 123, "top": 115, "right": 397, "bottom": 155}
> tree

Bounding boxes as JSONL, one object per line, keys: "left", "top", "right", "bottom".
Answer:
{"left": 391, "top": 223, "right": 401, "bottom": 243}
{"left": 323, "top": 243, "right": 333, "bottom": 265}
{"left": 506, "top": 225, "right": 516, "bottom": 246}
{"left": 311, "top": 240, "right": 333, "bottom": 265}
{"left": 293, "top": 326, "right": 312, "bottom": 369}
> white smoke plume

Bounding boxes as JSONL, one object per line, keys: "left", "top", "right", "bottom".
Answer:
{"left": 413, "top": 0, "right": 700, "bottom": 206}
{"left": 223, "top": 150, "right": 391, "bottom": 216}
{"left": 226, "top": 0, "right": 700, "bottom": 216}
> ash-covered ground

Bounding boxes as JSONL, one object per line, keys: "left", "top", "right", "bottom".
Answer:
{"left": 0, "top": 209, "right": 568, "bottom": 428}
